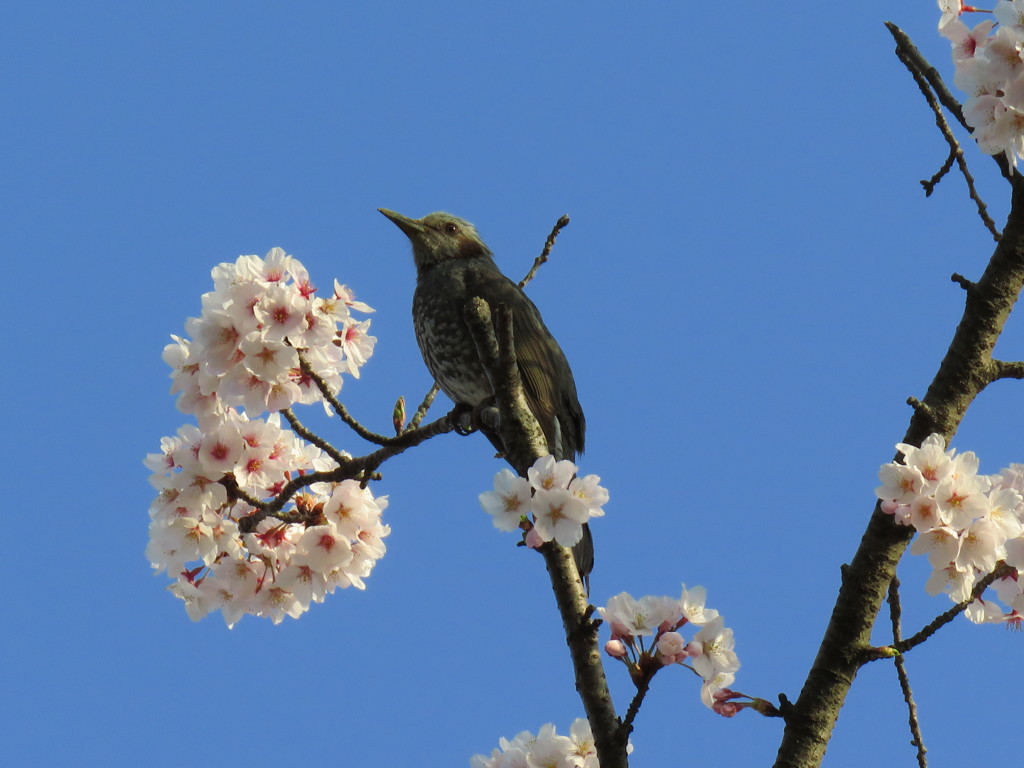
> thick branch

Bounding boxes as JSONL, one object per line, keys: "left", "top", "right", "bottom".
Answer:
{"left": 773, "top": 176, "right": 1024, "bottom": 766}
{"left": 462, "top": 298, "right": 628, "bottom": 768}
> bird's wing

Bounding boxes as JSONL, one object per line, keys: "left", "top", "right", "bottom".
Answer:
{"left": 468, "top": 268, "right": 585, "bottom": 460}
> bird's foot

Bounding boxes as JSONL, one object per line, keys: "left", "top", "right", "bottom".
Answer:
{"left": 449, "top": 404, "right": 476, "bottom": 436}
{"left": 474, "top": 403, "right": 500, "bottom": 433}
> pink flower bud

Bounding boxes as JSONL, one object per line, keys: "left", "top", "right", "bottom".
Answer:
{"left": 880, "top": 499, "right": 901, "bottom": 515}
{"left": 656, "top": 631, "right": 686, "bottom": 664}
{"left": 525, "top": 527, "right": 545, "bottom": 549}
{"left": 605, "top": 639, "right": 627, "bottom": 658}
{"left": 712, "top": 701, "right": 740, "bottom": 717}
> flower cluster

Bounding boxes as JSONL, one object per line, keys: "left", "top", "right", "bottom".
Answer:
{"left": 599, "top": 586, "right": 741, "bottom": 712}
{"left": 147, "top": 250, "right": 388, "bottom": 626}
{"left": 876, "top": 433, "right": 1024, "bottom": 624}
{"left": 478, "top": 456, "right": 608, "bottom": 548}
{"left": 471, "top": 719, "right": 627, "bottom": 768}
{"left": 939, "top": 1, "right": 1024, "bottom": 167}
{"left": 165, "top": 247, "right": 375, "bottom": 426}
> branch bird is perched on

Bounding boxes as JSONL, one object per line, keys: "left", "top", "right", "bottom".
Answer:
{"left": 378, "top": 208, "right": 592, "bottom": 590}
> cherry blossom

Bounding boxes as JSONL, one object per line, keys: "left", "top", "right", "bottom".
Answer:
{"left": 877, "top": 432, "right": 1024, "bottom": 623}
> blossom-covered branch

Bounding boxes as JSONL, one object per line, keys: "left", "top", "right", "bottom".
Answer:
{"left": 146, "top": 250, "right": 452, "bottom": 626}
{"left": 774, "top": 8, "right": 1024, "bottom": 765}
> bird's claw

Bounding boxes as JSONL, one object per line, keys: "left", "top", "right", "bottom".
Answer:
{"left": 449, "top": 406, "right": 477, "bottom": 436}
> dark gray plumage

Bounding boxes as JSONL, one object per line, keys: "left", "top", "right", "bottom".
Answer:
{"left": 379, "top": 208, "right": 592, "bottom": 588}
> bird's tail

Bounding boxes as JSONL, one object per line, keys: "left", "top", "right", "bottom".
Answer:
{"left": 572, "top": 523, "right": 594, "bottom": 596}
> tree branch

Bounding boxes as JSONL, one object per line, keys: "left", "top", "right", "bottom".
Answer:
{"left": 886, "top": 579, "right": 928, "bottom": 768}
{"left": 773, "top": 170, "right": 1024, "bottom": 767}
{"left": 520, "top": 214, "right": 571, "bottom": 289}
{"left": 462, "top": 297, "right": 628, "bottom": 768}
{"left": 235, "top": 410, "right": 456, "bottom": 532}
{"left": 893, "top": 563, "right": 1011, "bottom": 654}
{"left": 991, "top": 359, "right": 1024, "bottom": 381}
{"left": 885, "top": 22, "right": 1005, "bottom": 239}
{"left": 408, "top": 383, "right": 440, "bottom": 430}
{"left": 298, "top": 354, "right": 394, "bottom": 446}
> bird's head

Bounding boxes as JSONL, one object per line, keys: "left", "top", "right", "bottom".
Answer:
{"left": 378, "top": 209, "right": 492, "bottom": 273}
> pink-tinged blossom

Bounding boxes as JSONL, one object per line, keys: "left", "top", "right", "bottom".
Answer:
{"left": 599, "top": 592, "right": 680, "bottom": 639}
{"left": 324, "top": 480, "right": 375, "bottom": 537}
{"left": 599, "top": 592, "right": 648, "bottom": 639}
{"left": 935, "top": 473, "right": 990, "bottom": 529}
{"left": 239, "top": 333, "right": 298, "bottom": 383}
{"left": 876, "top": 463, "right": 925, "bottom": 504}
{"left": 169, "top": 579, "right": 214, "bottom": 623}
{"left": 691, "top": 616, "right": 740, "bottom": 680}
{"left": 470, "top": 720, "right": 623, "bottom": 768}
{"left": 1006, "top": 536, "right": 1024, "bottom": 569}
{"left": 338, "top": 319, "right": 377, "bottom": 377}
{"left": 942, "top": 6, "right": 1024, "bottom": 166}
{"left": 910, "top": 525, "right": 961, "bottom": 569}
{"left": 251, "top": 585, "right": 306, "bottom": 625}
{"left": 988, "top": 487, "right": 1024, "bottom": 538}
{"left": 198, "top": 428, "right": 246, "bottom": 476}
{"left": 995, "top": 0, "right": 1024, "bottom": 30}
{"left": 908, "top": 495, "right": 947, "bottom": 532}
{"left": 295, "top": 525, "right": 354, "bottom": 573}
{"left": 955, "top": 517, "right": 1004, "bottom": 572}
{"left": 657, "top": 631, "right": 688, "bottom": 665}
{"left": 567, "top": 719, "right": 598, "bottom": 766}
{"left": 700, "top": 670, "right": 738, "bottom": 709}
{"left": 680, "top": 584, "right": 719, "bottom": 626}
{"left": 528, "top": 455, "right": 578, "bottom": 492}
{"left": 276, "top": 563, "right": 329, "bottom": 608}
{"left": 149, "top": 256, "right": 388, "bottom": 627}
{"left": 479, "top": 469, "right": 533, "bottom": 531}
{"left": 965, "top": 597, "right": 1008, "bottom": 624}
{"left": 993, "top": 573, "right": 1023, "bottom": 607}
{"left": 925, "top": 563, "right": 975, "bottom": 602}
{"left": 898, "top": 434, "right": 955, "bottom": 493}
{"left": 524, "top": 527, "right": 546, "bottom": 549}
{"left": 942, "top": 17, "right": 996, "bottom": 60}
{"left": 531, "top": 488, "right": 589, "bottom": 547}
{"left": 568, "top": 473, "right": 609, "bottom": 515}
{"left": 333, "top": 281, "right": 374, "bottom": 313}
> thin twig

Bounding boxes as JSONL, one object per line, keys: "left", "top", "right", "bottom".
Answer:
{"left": 895, "top": 563, "right": 1011, "bottom": 654}
{"left": 235, "top": 411, "right": 456, "bottom": 532}
{"left": 409, "top": 383, "right": 440, "bottom": 430}
{"left": 885, "top": 22, "right": 1003, "bottom": 240}
{"left": 620, "top": 673, "right": 654, "bottom": 737}
{"left": 885, "top": 22, "right": 1014, "bottom": 181}
{"left": 887, "top": 578, "right": 928, "bottom": 768}
{"left": 298, "top": 353, "right": 396, "bottom": 446}
{"left": 281, "top": 408, "right": 350, "bottom": 466}
{"left": 519, "top": 214, "right": 571, "bottom": 288}
{"left": 921, "top": 147, "right": 958, "bottom": 197}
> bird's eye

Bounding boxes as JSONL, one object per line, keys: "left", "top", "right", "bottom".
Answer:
{"left": 444, "top": 222, "right": 459, "bottom": 235}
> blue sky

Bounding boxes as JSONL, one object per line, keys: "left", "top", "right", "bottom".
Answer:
{"left": 4, "top": 2, "right": 1021, "bottom": 766}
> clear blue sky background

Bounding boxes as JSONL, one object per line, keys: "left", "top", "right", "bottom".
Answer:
{"left": 4, "top": 2, "right": 1021, "bottom": 766}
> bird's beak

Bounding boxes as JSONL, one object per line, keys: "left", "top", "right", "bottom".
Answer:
{"left": 378, "top": 208, "right": 425, "bottom": 241}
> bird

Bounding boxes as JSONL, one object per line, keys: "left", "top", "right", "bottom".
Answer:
{"left": 378, "top": 208, "right": 592, "bottom": 590}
